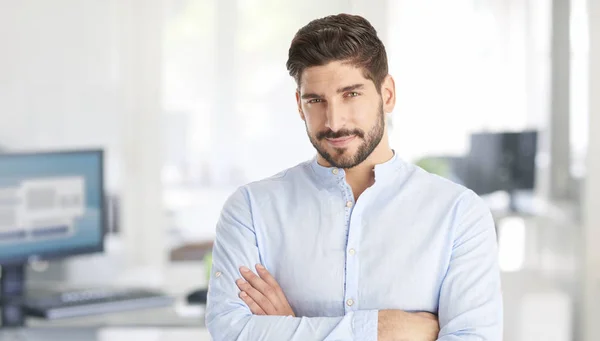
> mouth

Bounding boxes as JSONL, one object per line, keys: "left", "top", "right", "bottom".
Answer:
{"left": 325, "top": 136, "right": 356, "bottom": 148}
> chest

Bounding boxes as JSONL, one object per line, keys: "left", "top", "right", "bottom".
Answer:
{"left": 255, "top": 196, "right": 453, "bottom": 316}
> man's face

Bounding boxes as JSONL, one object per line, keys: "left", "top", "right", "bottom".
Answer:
{"left": 296, "top": 61, "right": 387, "bottom": 169}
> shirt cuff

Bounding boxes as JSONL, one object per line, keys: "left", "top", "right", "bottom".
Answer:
{"left": 352, "top": 309, "right": 378, "bottom": 341}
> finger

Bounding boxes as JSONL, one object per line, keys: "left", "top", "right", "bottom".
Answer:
{"left": 255, "top": 264, "right": 291, "bottom": 309}
{"left": 236, "top": 279, "right": 277, "bottom": 315}
{"left": 240, "top": 266, "right": 281, "bottom": 306}
{"left": 239, "top": 291, "right": 266, "bottom": 315}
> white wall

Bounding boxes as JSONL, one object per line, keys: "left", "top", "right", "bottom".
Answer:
{"left": 0, "top": 0, "right": 122, "bottom": 190}
{"left": 583, "top": 0, "right": 600, "bottom": 340}
{"left": 116, "top": 0, "right": 167, "bottom": 271}
{"left": 0, "top": 0, "right": 166, "bottom": 273}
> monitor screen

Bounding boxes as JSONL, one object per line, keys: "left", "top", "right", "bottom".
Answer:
{"left": 464, "top": 131, "right": 537, "bottom": 196}
{"left": 0, "top": 150, "right": 105, "bottom": 265}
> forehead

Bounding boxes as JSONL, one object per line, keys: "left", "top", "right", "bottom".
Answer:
{"left": 299, "top": 61, "right": 373, "bottom": 94}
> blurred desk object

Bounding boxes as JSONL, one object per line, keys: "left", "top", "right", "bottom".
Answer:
{"left": 170, "top": 242, "right": 212, "bottom": 306}
{"left": 20, "top": 261, "right": 209, "bottom": 328}
{"left": 418, "top": 130, "right": 539, "bottom": 214}
{"left": 0, "top": 285, "right": 209, "bottom": 340}
{"left": 170, "top": 241, "right": 213, "bottom": 262}
{"left": 25, "top": 302, "right": 204, "bottom": 328}
{"left": 0, "top": 328, "right": 211, "bottom": 341}
{"left": 464, "top": 131, "right": 537, "bottom": 202}
{"left": 0, "top": 261, "right": 210, "bottom": 340}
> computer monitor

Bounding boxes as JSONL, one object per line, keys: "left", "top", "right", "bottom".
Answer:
{"left": 0, "top": 149, "right": 105, "bottom": 325}
{"left": 463, "top": 131, "right": 537, "bottom": 209}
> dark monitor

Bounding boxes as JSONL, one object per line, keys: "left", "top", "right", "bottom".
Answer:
{"left": 464, "top": 131, "right": 537, "bottom": 197}
{"left": 0, "top": 150, "right": 105, "bottom": 326}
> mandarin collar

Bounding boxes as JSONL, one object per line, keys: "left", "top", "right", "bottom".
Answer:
{"left": 309, "top": 151, "right": 402, "bottom": 183}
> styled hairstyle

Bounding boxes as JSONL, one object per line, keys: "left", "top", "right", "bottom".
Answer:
{"left": 286, "top": 14, "right": 389, "bottom": 93}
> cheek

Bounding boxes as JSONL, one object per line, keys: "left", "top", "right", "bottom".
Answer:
{"left": 343, "top": 104, "right": 369, "bottom": 127}
{"left": 305, "top": 120, "right": 323, "bottom": 135}
{"left": 302, "top": 111, "right": 325, "bottom": 130}
{"left": 353, "top": 102, "right": 379, "bottom": 125}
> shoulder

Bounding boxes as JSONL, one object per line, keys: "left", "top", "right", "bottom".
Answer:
{"left": 395, "top": 159, "right": 492, "bottom": 227}
{"left": 397, "top": 159, "right": 470, "bottom": 202}
{"left": 224, "top": 160, "right": 313, "bottom": 208}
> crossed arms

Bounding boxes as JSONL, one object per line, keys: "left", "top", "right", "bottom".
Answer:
{"left": 205, "top": 188, "right": 503, "bottom": 341}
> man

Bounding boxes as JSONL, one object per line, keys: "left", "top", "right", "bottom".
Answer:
{"left": 206, "top": 14, "right": 503, "bottom": 341}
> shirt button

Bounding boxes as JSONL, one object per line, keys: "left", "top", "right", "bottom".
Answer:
{"left": 346, "top": 299, "right": 354, "bottom": 307}
{"left": 215, "top": 271, "right": 222, "bottom": 278}
{"left": 348, "top": 248, "right": 356, "bottom": 256}
{"left": 332, "top": 168, "right": 339, "bottom": 175}
{"left": 346, "top": 201, "right": 353, "bottom": 208}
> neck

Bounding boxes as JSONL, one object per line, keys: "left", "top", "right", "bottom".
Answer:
{"left": 317, "top": 139, "right": 394, "bottom": 200}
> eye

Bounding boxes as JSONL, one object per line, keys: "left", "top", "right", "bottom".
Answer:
{"left": 308, "top": 98, "right": 323, "bottom": 103}
{"left": 345, "top": 92, "right": 360, "bottom": 98}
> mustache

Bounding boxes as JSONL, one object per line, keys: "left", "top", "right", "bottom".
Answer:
{"left": 317, "top": 129, "right": 365, "bottom": 140}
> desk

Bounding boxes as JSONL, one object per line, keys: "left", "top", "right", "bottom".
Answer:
{"left": 0, "top": 304, "right": 210, "bottom": 341}
{"left": 0, "top": 261, "right": 211, "bottom": 340}
{"left": 25, "top": 304, "right": 205, "bottom": 328}
{"left": 0, "top": 328, "right": 211, "bottom": 341}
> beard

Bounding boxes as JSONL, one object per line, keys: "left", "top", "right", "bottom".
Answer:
{"left": 307, "top": 104, "right": 385, "bottom": 169}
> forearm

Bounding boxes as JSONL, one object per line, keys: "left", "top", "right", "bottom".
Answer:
{"left": 377, "top": 310, "right": 439, "bottom": 341}
{"left": 206, "top": 308, "right": 378, "bottom": 341}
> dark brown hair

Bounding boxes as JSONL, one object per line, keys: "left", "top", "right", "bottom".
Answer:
{"left": 286, "top": 14, "right": 389, "bottom": 93}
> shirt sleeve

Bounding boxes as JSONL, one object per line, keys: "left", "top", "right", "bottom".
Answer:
{"left": 205, "top": 187, "right": 379, "bottom": 341}
{"left": 437, "top": 190, "right": 504, "bottom": 341}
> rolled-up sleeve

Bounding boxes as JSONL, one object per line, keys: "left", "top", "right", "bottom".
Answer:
{"left": 205, "top": 186, "right": 379, "bottom": 341}
{"left": 437, "top": 190, "right": 503, "bottom": 340}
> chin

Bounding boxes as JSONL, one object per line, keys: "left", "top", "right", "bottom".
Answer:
{"left": 328, "top": 142, "right": 359, "bottom": 154}
{"left": 327, "top": 146, "right": 354, "bottom": 158}
{"left": 328, "top": 150, "right": 360, "bottom": 167}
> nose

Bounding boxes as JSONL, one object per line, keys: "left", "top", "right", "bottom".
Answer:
{"left": 324, "top": 101, "right": 347, "bottom": 132}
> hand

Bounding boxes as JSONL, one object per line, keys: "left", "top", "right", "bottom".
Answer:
{"left": 236, "top": 264, "right": 295, "bottom": 317}
{"left": 378, "top": 310, "right": 439, "bottom": 341}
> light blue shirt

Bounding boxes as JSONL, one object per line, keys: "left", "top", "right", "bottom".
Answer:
{"left": 206, "top": 153, "right": 503, "bottom": 340}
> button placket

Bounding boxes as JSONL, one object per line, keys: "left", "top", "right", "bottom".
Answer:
{"left": 342, "top": 180, "right": 360, "bottom": 313}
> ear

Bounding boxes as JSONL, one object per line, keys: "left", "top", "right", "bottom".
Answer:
{"left": 296, "top": 90, "right": 306, "bottom": 121}
{"left": 381, "top": 75, "right": 396, "bottom": 114}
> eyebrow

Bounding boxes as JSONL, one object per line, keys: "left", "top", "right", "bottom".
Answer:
{"left": 337, "top": 83, "right": 364, "bottom": 93}
{"left": 301, "top": 92, "right": 322, "bottom": 100}
{"left": 300, "top": 83, "right": 365, "bottom": 100}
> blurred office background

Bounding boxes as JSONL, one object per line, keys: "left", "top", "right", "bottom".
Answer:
{"left": 0, "top": 0, "right": 598, "bottom": 340}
